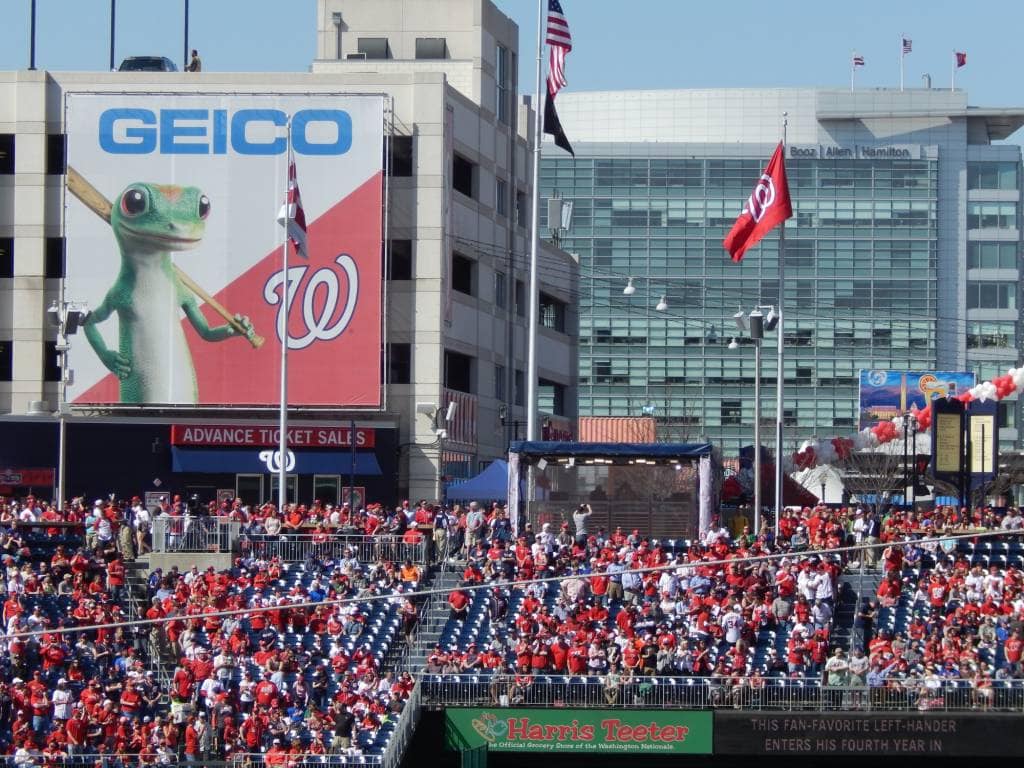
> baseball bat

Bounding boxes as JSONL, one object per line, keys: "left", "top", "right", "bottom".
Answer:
{"left": 65, "top": 166, "right": 264, "bottom": 349}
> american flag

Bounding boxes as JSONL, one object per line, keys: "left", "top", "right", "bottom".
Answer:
{"left": 902, "top": 38, "right": 912, "bottom": 55}
{"left": 280, "top": 143, "right": 308, "bottom": 259}
{"left": 546, "top": 0, "right": 572, "bottom": 96}
{"left": 852, "top": 53, "right": 865, "bottom": 67}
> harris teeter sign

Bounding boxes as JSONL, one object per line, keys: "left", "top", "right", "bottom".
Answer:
{"left": 444, "top": 709, "right": 712, "bottom": 754}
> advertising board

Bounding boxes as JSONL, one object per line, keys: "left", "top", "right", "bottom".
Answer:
{"left": 859, "top": 370, "right": 975, "bottom": 429}
{"left": 714, "top": 712, "right": 1024, "bottom": 756}
{"left": 64, "top": 92, "right": 384, "bottom": 407}
{"left": 444, "top": 708, "right": 712, "bottom": 754}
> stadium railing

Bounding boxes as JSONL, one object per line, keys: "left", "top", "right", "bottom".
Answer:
{"left": 420, "top": 673, "right": 1024, "bottom": 712}
{"left": 238, "top": 533, "right": 431, "bottom": 565}
{"left": 151, "top": 516, "right": 239, "bottom": 553}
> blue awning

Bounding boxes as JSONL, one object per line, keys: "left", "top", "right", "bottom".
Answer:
{"left": 171, "top": 447, "right": 382, "bottom": 476}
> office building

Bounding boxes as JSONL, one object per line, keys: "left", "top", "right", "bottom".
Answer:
{"left": 541, "top": 88, "right": 1022, "bottom": 453}
{"left": 0, "top": 0, "right": 577, "bottom": 504}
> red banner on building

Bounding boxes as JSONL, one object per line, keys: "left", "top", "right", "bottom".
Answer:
{"left": 170, "top": 424, "right": 375, "bottom": 449}
{"left": 0, "top": 468, "right": 55, "bottom": 487}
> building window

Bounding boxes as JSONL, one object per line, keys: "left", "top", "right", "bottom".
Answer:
{"left": 388, "top": 343, "right": 411, "bottom": 384}
{"left": 539, "top": 293, "right": 566, "bottom": 332}
{"left": 357, "top": 38, "right": 391, "bottom": 59}
{"left": 0, "top": 237, "right": 12, "bottom": 277}
{"left": 45, "top": 237, "right": 65, "bottom": 279}
{"left": 496, "top": 44, "right": 510, "bottom": 124}
{"left": 967, "top": 281, "right": 1017, "bottom": 310}
{"left": 44, "top": 340, "right": 61, "bottom": 383}
{"left": 998, "top": 401, "right": 1016, "bottom": 430}
{"left": 415, "top": 38, "right": 447, "bottom": 59}
{"left": 0, "top": 135, "right": 13, "bottom": 174}
{"left": 46, "top": 134, "right": 66, "bottom": 175}
{"left": 514, "top": 369, "right": 525, "bottom": 406}
{"left": 515, "top": 191, "right": 528, "bottom": 228}
{"left": 721, "top": 400, "right": 742, "bottom": 426}
{"left": 312, "top": 475, "right": 341, "bottom": 506}
{"left": 515, "top": 279, "right": 526, "bottom": 317}
{"left": 0, "top": 340, "right": 11, "bottom": 381}
{"left": 389, "top": 135, "right": 413, "bottom": 177}
{"left": 538, "top": 379, "right": 566, "bottom": 416}
{"left": 453, "top": 154, "right": 476, "bottom": 199}
{"left": 451, "top": 253, "right": 475, "bottom": 295}
{"left": 967, "top": 321, "right": 1015, "bottom": 349}
{"left": 494, "top": 271, "right": 507, "bottom": 308}
{"left": 968, "top": 242, "right": 1017, "bottom": 269}
{"left": 967, "top": 161, "right": 1019, "bottom": 191}
{"left": 495, "top": 364, "right": 506, "bottom": 401}
{"left": 388, "top": 239, "right": 412, "bottom": 280}
{"left": 445, "top": 350, "right": 474, "bottom": 393}
{"left": 968, "top": 202, "right": 1017, "bottom": 230}
{"left": 495, "top": 178, "right": 507, "bottom": 216}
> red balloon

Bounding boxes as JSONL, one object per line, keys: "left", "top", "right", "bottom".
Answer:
{"left": 915, "top": 404, "right": 932, "bottom": 431}
{"left": 957, "top": 391, "right": 974, "bottom": 403}
{"left": 832, "top": 437, "right": 853, "bottom": 460}
{"left": 993, "top": 375, "right": 1016, "bottom": 400}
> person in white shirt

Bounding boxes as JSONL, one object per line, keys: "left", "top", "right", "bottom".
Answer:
{"left": 721, "top": 606, "right": 744, "bottom": 645}
{"left": 200, "top": 674, "right": 223, "bottom": 711}
{"left": 52, "top": 679, "right": 73, "bottom": 722}
{"left": 1001, "top": 509, "right": 1024, "bottom": 531}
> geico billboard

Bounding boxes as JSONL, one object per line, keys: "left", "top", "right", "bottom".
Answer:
{"left": 64, "top": 93, "right": 384, "bottom": 407}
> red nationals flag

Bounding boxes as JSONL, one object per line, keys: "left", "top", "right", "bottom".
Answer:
{"left": 724, "top": 142, "right": 793, "bottom": 263}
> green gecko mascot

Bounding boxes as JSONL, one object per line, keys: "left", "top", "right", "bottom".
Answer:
{"left": 83, "top": 182, "right": 254, "bottom": 404}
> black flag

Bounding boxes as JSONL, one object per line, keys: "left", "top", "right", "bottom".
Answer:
{"left": 544, "top": 91, "right": 574, "bottom": 156}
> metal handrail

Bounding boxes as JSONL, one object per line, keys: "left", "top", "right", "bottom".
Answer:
{"left": 382, "top": 683, "right": 422, "bottom": 768}
{"left": 419, "top": 673, "right": 1024, "bottom": 712}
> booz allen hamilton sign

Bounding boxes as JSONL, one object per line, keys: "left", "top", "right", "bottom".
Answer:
{"left": 788, "top": 144, "right": 921, "bottom": 160}
{"left": 715, "top": 712, "right": 1024, "bottom": 756}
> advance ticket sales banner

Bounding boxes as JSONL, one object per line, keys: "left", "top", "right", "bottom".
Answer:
{"left": 64, "top": 93, "right": 384, "bottom": 407}
{"left": 444, "top": 708, "right": 712, "bottom": 754}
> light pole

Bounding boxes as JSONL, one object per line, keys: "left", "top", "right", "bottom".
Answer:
{"left": 732, "top": 305, "right": 778, "bottom": 536}
{"left": 47, "top": 299, "right": 88, "bottom": 507}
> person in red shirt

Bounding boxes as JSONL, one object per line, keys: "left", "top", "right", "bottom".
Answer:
{"left": 448, "top": 588, "right": 470, "bottom": 621}
{"left": 1006, "top": 629, "right": 1024, "bottom": 675}
{"left": 254, "top": 672, "right": 279, "bottom": 708}
{"left": 105, "top": 555, "right": 126, "bottom": 602}
{"left": 184, "top": 716, "right": 200, "bottom": 762}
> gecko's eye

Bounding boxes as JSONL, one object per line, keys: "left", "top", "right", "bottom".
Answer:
{"left": 120, "top": 188, "right": 148, "bottom": 217}
{"left": 198, "top": 195, "right": 211, "bottom": 220}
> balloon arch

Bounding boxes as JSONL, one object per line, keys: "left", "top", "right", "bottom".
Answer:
{"left": 788, "top": 367, "right": 1024, "bottom": 471}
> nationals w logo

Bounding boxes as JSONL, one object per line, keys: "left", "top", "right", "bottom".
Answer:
{"left": 263, "top": 253, "right": 359, "bottom": 350}
{"left": 743, "top": 173, "right": 777, "bottom": 223}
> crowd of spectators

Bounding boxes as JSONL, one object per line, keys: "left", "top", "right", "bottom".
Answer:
{"left": 2, "top": 487, "right": 1023, "bottom": 765}
{"left": 434, "top": 499, "right": 1024, "bottom": 709}
{"left": 0, "top": 493, "right": 420, "bottom": 766}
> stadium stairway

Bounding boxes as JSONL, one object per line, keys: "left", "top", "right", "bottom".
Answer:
{"left": 407, "top": 569, "right": 465, "bottom": 671}
{"left": 833, "top": 569, "right": 884, "bottom": 650}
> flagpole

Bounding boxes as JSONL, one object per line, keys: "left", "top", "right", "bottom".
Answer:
{"left": 526, "top": 0, "right": 544, "bottom": 445}
{"left": 899, "top": 35, "right": 904, "bottom": 92}
{"left": 774, "top": 113, "right": 788, "bottom": 542}
{"left": 951, "top": 50, "right": 955, "bottom": 92}
{"left": 850, "top": 52, "right": 854, "bottom": 91}
{"left": 278, "top": 120, "right": 291, "bottom": 514}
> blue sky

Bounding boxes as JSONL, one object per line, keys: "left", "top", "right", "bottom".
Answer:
{"left": 1, "top": 0, "right": 1022, "bottom": 130}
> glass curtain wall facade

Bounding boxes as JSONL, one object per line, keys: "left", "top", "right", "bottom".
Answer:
{"left": 541, "top": 151, "right": 941, "bottom": 448}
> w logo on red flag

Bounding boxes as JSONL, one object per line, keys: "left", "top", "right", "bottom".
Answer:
{"left": 724, "top": 142, "right": 793, "bottom": 263}
{"left": 277, "top": 144, "right": 308, "bottom": 259}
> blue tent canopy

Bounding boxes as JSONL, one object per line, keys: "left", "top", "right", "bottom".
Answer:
{"left": 446, "top": 459, "right": 511, "bottom": 501}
